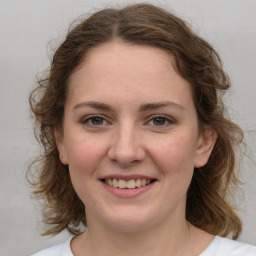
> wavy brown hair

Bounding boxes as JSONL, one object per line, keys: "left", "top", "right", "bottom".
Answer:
{"left": 28, "top": 3, "right": 244, "bottom": 238}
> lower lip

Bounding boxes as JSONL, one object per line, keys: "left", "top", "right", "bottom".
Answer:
{"left": 101, "top": 181, "right": 155, "bottom": 198}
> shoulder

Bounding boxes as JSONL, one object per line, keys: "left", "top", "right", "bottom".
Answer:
{"left": 200, "top": 236, "right": 256, "bottom": 256}
{"left": 31, "top": 238, "right": 73, "bottom": 256}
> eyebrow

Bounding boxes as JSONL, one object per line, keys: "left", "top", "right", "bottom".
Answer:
{"left": 73, "top": 101, "right": 112, "bottom": 111}
{"left": 139, "top": 101, "right": 184, "bottom": 111}
{"left": 73, "top": 101, "right": 185, "bottom": 112}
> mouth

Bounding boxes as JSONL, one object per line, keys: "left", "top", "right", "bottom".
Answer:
{"left": 100, "top": 178, "right": 157, "bottom": 189}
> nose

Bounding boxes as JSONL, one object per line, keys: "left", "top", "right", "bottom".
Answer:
{"left": 108, "top": 123, "right": 146, "bottom": 167}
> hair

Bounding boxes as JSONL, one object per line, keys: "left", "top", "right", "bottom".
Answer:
{"left": 28, "top": 3, "right": 244, "bottom": 238}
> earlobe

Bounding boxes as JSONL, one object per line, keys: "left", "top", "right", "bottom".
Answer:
{"left": 54, "top": 127, "right": 68, "bottom": 165}
{"left": 194, "top": 126, "right": 217, "bottom": 168}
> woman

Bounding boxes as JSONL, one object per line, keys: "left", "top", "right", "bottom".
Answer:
{"left": 29, "top": 3, "right": 256, "bottom": 256}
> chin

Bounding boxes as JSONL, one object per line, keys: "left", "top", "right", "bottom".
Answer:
{"left": 101, "top": 207, "right": 157, "bottom": 233}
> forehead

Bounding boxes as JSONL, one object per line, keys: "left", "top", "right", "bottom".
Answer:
{"left": 77, "top": 41, "right": 176, "bottom": 77}
{"left": 67, "top": 41, "right": 193, "bottom": 109}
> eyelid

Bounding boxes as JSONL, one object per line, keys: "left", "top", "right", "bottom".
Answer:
{"left": 146, "top": 114, "right": 176, "bottom": 126}
{"left": 81, "top": 114, "right": 111, "bottom": 125}
{"left": 80, "top": 114, "right": 176, "bottom": 127}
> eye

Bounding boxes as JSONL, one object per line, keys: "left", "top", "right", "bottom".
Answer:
{"left": 81, "top": 115, "right": 108, "bottom": 126}
{"left": 148, "top": 115, "right": 174, "bottom": 127}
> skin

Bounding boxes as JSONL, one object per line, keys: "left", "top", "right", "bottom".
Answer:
{"left": 55, "top": 41, "right": 217, "bottom": 256}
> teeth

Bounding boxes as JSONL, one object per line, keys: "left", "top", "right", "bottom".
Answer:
{"left": 112, "top": 179, "right": 118, "bottom": 188}
{"left": 118, "top": 179, "right": 126, "bottom": 188}
{"left": 107, "top": 179, "right": 112, "bottom": 186}
{"left": 105, "top": 178, "right": 153, "bottom": 189}
{"left": 135, "top": 179, "right": 142, "bottom": 188}
{"left": 127, "top": 179, "right": 136, "bottom": 189}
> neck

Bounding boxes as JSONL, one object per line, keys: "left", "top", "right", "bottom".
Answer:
{"left": 72, "top": 214, "right": 196, "bottom": 256}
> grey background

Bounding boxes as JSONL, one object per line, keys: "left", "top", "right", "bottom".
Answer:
{"left": 0, "top": 0, "right": 255, "bottom": 255}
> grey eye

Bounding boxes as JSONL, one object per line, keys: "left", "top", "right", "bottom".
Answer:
{"left": 90, "top": 116, "right": 104, "bottom": 125}
{"left": 152, "top": 117, "right": 167, "bottom": 126}
{"left": 82, "top": 115, "right": 107, "bottom": 126}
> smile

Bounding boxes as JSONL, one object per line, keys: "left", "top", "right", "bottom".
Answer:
{"left": 103, "top": 178, "right": 155, "bottom": 189}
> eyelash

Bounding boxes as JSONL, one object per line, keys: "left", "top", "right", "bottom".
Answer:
{"left": 81, "top": 115, "right": 109, "bottom": 126}
{"left": 81, "top": 114, "right": 175, "bottom": 127}
{"left": 147, "top": 115, "right": 175, "bottom": 127}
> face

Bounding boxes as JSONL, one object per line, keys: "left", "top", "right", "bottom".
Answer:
{"left": 55, "top": 41, "right": 216, "bottom": 232}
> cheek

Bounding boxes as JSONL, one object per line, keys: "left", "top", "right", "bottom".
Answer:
{"left": 157, "top": 135, "right": 197, "bottom": 166}
{"left": 66, "top": 135, "right": 108, "bottom": 181}
{"left": 66, "top": 136, "right": 109, "bottom": 205}
{"left": 151, "top": 134, "right": 197, "bottom": 184}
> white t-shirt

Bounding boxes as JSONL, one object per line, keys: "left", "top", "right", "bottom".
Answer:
{"left": 31, "top": 236, "right": 256, "bottom": 256}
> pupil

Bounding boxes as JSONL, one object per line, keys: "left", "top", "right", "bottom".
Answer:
{"left": 92, "top": 117, "right": 103, "bottom": 125}
{"left": 153, "top": 117, "right": 165, "bottom": 126}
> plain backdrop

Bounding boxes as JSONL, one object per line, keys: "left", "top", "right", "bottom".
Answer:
{"left": 0, "top": 0, "right": 255, "bottom": 255}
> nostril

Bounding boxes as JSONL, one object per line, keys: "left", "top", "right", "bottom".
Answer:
{"left": 107, "top": 132, "right": 146, "bottom": 165}
{"left": 108, "top": 148, "right": 146, "bottom": 167}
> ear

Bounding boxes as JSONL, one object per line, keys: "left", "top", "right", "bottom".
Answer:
{"left": 194, "top": 125, "right": 217, "bottom": 168}
{"left": 54, "top": 126, "right": 68, "bottom": 165}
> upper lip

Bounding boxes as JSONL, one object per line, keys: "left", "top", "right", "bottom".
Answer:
{"left": 99, "top": 174, "right": 157, "bottom": 181}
